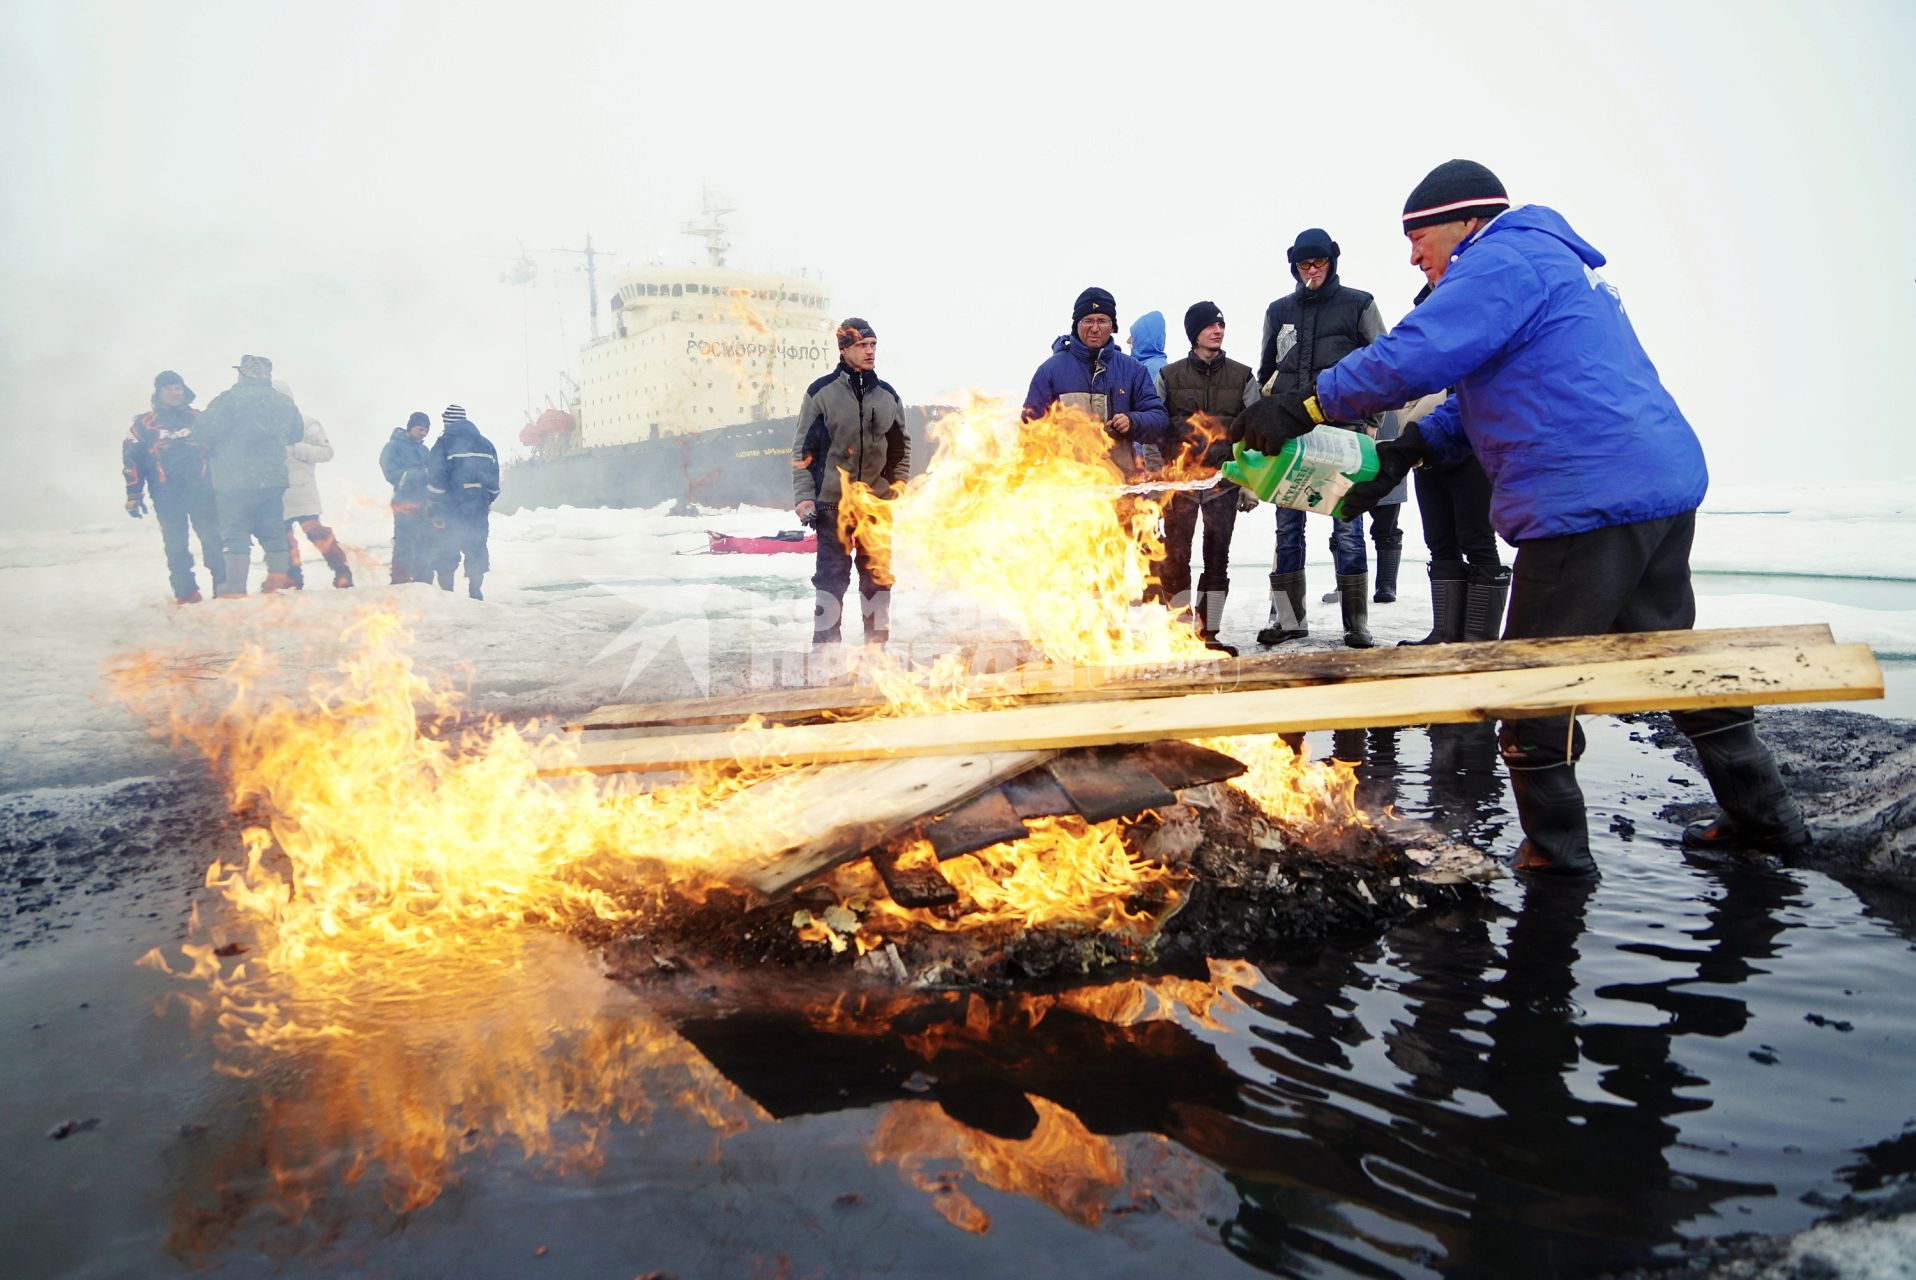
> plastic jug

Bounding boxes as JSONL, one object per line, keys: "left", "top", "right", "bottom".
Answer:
{"left": 1219, "top": 428, "right": 1380, "bottom": 519}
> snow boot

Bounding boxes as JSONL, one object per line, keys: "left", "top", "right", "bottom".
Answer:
{"left": 1462, "top": 567, "right": 1512, "bottom": 642}
{"left": 1338, "top": 574, "right": 1374, "bottom": 648}
{"left": 1506, "top": 759, "right": 1598, "bottom": 878}
{"left": 286, "top": 562, "right": 305, "bottom": 590}
{"left": 175, "top": 590, "right": 203, "bottom": 605}
{"left": 260, "top": 572, "right": 298, "bottom": 594}
{"left": 468, "top": 573, "right": 484, "bottom": 602}
{"left": 1195, "top": 587, "right": 1236, "bottom": 656}
{"left": 1681, "top": 718, "right": 1811, "bottom": 855}
{"left": 1373, "top": 545, "right": 1402, "bottom": 603}
{"left": 1401, "top": 561, "right": 1468, "bottom": 646}
{"left": 1256, "top": 571, "right": 1308, "bottom": 646}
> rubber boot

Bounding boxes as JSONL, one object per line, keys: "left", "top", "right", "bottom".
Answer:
{"left": 861, "top": 588, "right": 890, "bottom": 651}
{"left": 1401, "top": 561, "right": 1467, "bottom": 646}
{"left": 1338, "top": 574, "right": 1374, "bottom": 648}
{"left": 1462, "top": 567, "right": 1512, "bottom": 642}
{"left": 260, "top": 572, "right": 298, "bottom": 594}
{"left": 1681, "top": 719, "right": 1811, "bottom": 854}
{"left": 1195, "top": 587, "right": 1236, "bottom": 656}
{"left": 1506, "top": 759, "right": 1598, "bottom": 877}
{"left": 1256, "top": 571, "right": 1308, "bottom": 646}
{"left": 1373, "top": 545, "right": 1402, "bottom": 603}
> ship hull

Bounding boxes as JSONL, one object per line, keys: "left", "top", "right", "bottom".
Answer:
{"left": 496, "top": 409, "right": 942, "bottom": 514}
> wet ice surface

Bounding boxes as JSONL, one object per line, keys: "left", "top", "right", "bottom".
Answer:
{"left": 4, "top": 490, "right": 1915, "bottom": 1277}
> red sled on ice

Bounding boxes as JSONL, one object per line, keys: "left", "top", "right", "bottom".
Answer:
{"left": 705, "top": 529, "right": 817, "bottom": 555}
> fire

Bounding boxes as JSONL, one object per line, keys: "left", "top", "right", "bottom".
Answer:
{"left": 840, "top": 395, "right": 1215, "bottom": 670}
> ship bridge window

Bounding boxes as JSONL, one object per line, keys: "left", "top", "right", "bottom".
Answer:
{"left": 672, "top": 283, "right": 683, "bottom": 297}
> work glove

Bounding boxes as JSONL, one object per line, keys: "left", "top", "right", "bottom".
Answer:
{"left": 1235, "top": 486, "right": 1261, "bottom": 513}
{"left": 1230, "top": 392, "right": 1325, "bottom": 454}
{"left": 1339, "top": 424, "right": 1430, "bottom": 520}
{"left": 125, "top": 497, "right": 146, "bottom": 519}
{"left": 795, "top": 500, "right": 818, "bottom": 528}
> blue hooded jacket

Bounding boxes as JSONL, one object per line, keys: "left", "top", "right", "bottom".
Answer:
{"left": 1128, "top": 311, "right": 1169, "bottom": 379}
{"left": 1316, "top": 205, "right": 1708, "bottom": 542}
{"left": 1022, "top": 335, "right": 1170, "bottom": 444}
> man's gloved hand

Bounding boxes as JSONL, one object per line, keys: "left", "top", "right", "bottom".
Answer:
{"left": 796, "top": 500, "right": 818, "bottom": 528}
{"left": 1230, "top": 393, "right": 1325, "bottom": 454}
{"left": 1235, "top": 486, "right": 1261, "bottom": 513}
{"left": 1339, "top": 424, "right": 1430, "bottom": 520}
{"left": 125, "top": 497, "right": 146, "bottom": 519}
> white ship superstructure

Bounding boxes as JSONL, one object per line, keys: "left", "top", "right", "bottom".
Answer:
{"left": 574, "top": 195, "right": 834, "bottom": 448}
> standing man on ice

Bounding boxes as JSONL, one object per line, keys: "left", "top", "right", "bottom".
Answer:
{"left": 1254, "top": 228, "right": 1388, "bottom": 650}
{"left": 1022, "top": 287, "right": 1169, "bottom": 480}
{"left": 122, "top": 369, "right": 225, "bottom": 603}
{"left": 381, "top": 412, "right": 435, "bottom": 583}
{"left": 1243, "top": 159, "right": 1807, "bottom": 876}
{"left": 793, "top": 318, "right": 909, "bottom": 649}
{"left": 425, "top": 405, "right": 500, "bottom": 600}
{"left": 277, "top": 381, "right": 354, "bottom": 589}
{"left": 195, "top": 354, "right": 305, "bottom": 597}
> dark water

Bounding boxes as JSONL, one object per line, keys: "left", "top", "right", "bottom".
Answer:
{"left": 3, "top": 717, "right": 1912, "bottom": 1279}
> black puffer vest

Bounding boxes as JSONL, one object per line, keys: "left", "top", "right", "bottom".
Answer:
{"left": 1158, "top": 352, "right": 1255, "bottom": 469}
{"left": 1261, "top": 275, "right": 1376, "bottom": 398}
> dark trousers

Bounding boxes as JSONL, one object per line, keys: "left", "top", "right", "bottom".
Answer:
{"left": 1413, "top": 457, "right": 1500, "bottom": 573}
{"left": 215, "top": 486, "right": 291, "bottom": 594}
{"left": 1274, "top": 506, "right": 1368, "bottom": 576}
{"left": 1364, "top": 501, "right": 1404, "bottom": 552}
{"left": 285, "top": 514, "right": 350, "bottom": 587}
{"left": 1498, "top": 510, "right": 1749, "bottom": 767}
{"left": 811, "top": 503, "right": 892, "bottom": 644}
{"left": 434, "top": 501, "right": 490, "bottom": 587}
{"left": 151, "top": 483, "right": 225, "bottom": 601}
{"left": 391, "top": 506, "right": 433, "bottom": 584}
{"left": 1155, "top": 487, "right": 1239, "bottom": 622}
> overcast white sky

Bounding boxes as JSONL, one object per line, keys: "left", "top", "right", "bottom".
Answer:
{"left": 3, "top": 0, "right": 1911, "bottom": 528}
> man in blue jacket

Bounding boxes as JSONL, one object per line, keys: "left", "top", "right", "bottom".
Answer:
{"left": 1023, "top": 287, "right": 1169, "bottom": 479}
{"left": 1237, "top": 160, "right": 1806, "bottom": 876}
{"left": 426, "top": 404, "right": 500, "bottom": 600}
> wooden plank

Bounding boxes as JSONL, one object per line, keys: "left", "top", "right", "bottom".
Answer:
{"left": 569, "top": 625, "right": 1836, "bottom": 732}
{"left": 547, "top": 642, "right": 1883, "bottom": 775}
{"left": 921, "top": 787, "right": 1031, "bottom": 860}
{"left": 870, "top": 846, "right": 960, "bottom": 908}
{"left": 673, "top": 750, "right": 1050, "bottom": 898}
{"left": 1045, "top": 748, "right": 1180, "bottom": 823}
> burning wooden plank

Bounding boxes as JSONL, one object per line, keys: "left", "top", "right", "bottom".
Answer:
{"left": 569, "top": 625, "right": 1836, "bottom": 732}
{"left": 546, "top": 640, "right": 1883, "bottom": 776}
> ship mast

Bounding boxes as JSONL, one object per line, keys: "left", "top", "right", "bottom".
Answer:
{"left": 548, "top": 235, "right": 616, "bottom": 340}
{"left": 680, "top": 187, "right": 736, "bottom": 267}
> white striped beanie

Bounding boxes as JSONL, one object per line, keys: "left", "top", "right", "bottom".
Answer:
{"left": 1402, "top": 160, "right": 1510, "bottom": 232}
{"left": 442, "top": 404, "right": 467, "bottom": 422}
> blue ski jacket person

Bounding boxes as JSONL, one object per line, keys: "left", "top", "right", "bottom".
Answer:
{"left": 1315, "top": 204, "right": 1708, "bottom": 543}
{"left": 1127, "top": 310, "right": 1169, "bottom": 380}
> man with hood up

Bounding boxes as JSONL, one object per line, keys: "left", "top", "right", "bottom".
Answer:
{"left": 122, "top": 369, "right": 225, "bottom": 603}
{"left": 276, "top": 380, "right": 354, "bottom": 589}
{"left": 194, "top": 354, "right": 305, "bottom": 596}
{"left": 425, "top": 404, "right": 500, "bottom": 600}
{"left": 1253, "top": 229, "right": 1388, "bottom": 649}
{"left": 1290, "top": 158, "right": 1807, "bottom": 876}
{"left": 380, "top": 412, "right": 435, "bottom": 584}
{"left": 1023, "top": 287, "right": 1169, "bottom": 481}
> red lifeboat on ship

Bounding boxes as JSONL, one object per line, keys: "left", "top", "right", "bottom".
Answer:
{"left": 519, "top": 407, "right": 576, "bottom": 448}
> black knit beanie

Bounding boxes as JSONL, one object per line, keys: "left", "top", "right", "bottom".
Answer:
{"left": 1286, "top": 228, "right": 1337, "bottom": 265}
{"left": 836, "top": 317, "right": 876, "bottom": 349}
{"left": 1183, "top": 301, "right": 1223, "bottom": 346}
{"left": 407, "top": 411, "right": 431, "bottom": 429}
{"left": 1072, "top": 287, "right": 1117, "bottom": 326}
{"left": 1402, "top": 160, "right": 1510, "bottom": 231}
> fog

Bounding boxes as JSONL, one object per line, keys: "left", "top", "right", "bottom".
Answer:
{"left": 3, "top": 0, "right": 1911, "bottom": 530}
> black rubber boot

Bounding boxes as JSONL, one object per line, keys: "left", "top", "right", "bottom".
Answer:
{"left": 1401, "top": 561, "right": 1467, "bottom": 646}
{"left": 1338, "top": 574, "right": 1374, "bottom": 648}
{"left": 1506, "top": 760, "right": 1598, "bottom": 877}
{"left": 1681, "top": 719, "right": 1811, "bottom": 854}
{"left": 1195, "top": 588, "right": 1236, "bottom": 655}
{"left": 1462, "top": 567, "right": 1511, "bottom": 642}
{"left": 1373, "top": 545, "right": 1402, "bottom": 603}
{"left": 1257, "top": 571, "right": 1308, "bottom": 646}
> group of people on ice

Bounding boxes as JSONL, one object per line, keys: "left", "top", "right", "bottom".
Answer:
{"left": 121, "top": 356, "right": 500, "bottom": 601}
{"left": 792, "top": 158, "right": 1809, "bottom": 879}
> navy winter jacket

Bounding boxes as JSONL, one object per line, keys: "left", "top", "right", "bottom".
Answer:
{"left": 427, "top": 420, "right": 500, "bottom": 507}
{"left": 1021, "top": 336, "right": 1169, "bottom": 443}
{"left": 380, "top": 428, "right": 432, "bottom": 503}
{"left": 1316, "top": 205, "right": 1708, "bottom": 542}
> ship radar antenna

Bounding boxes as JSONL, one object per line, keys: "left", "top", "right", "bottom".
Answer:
{"left": 680, "top": 186, "right": 737, "bottom": 267}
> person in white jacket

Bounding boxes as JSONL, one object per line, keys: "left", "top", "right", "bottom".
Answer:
{"left": 276, "top": 381, "right": 354, "bottom": 589}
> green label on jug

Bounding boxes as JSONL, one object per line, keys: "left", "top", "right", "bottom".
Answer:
{"left": 1270, "top": 429, "right": 1367, "bottom": 515}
